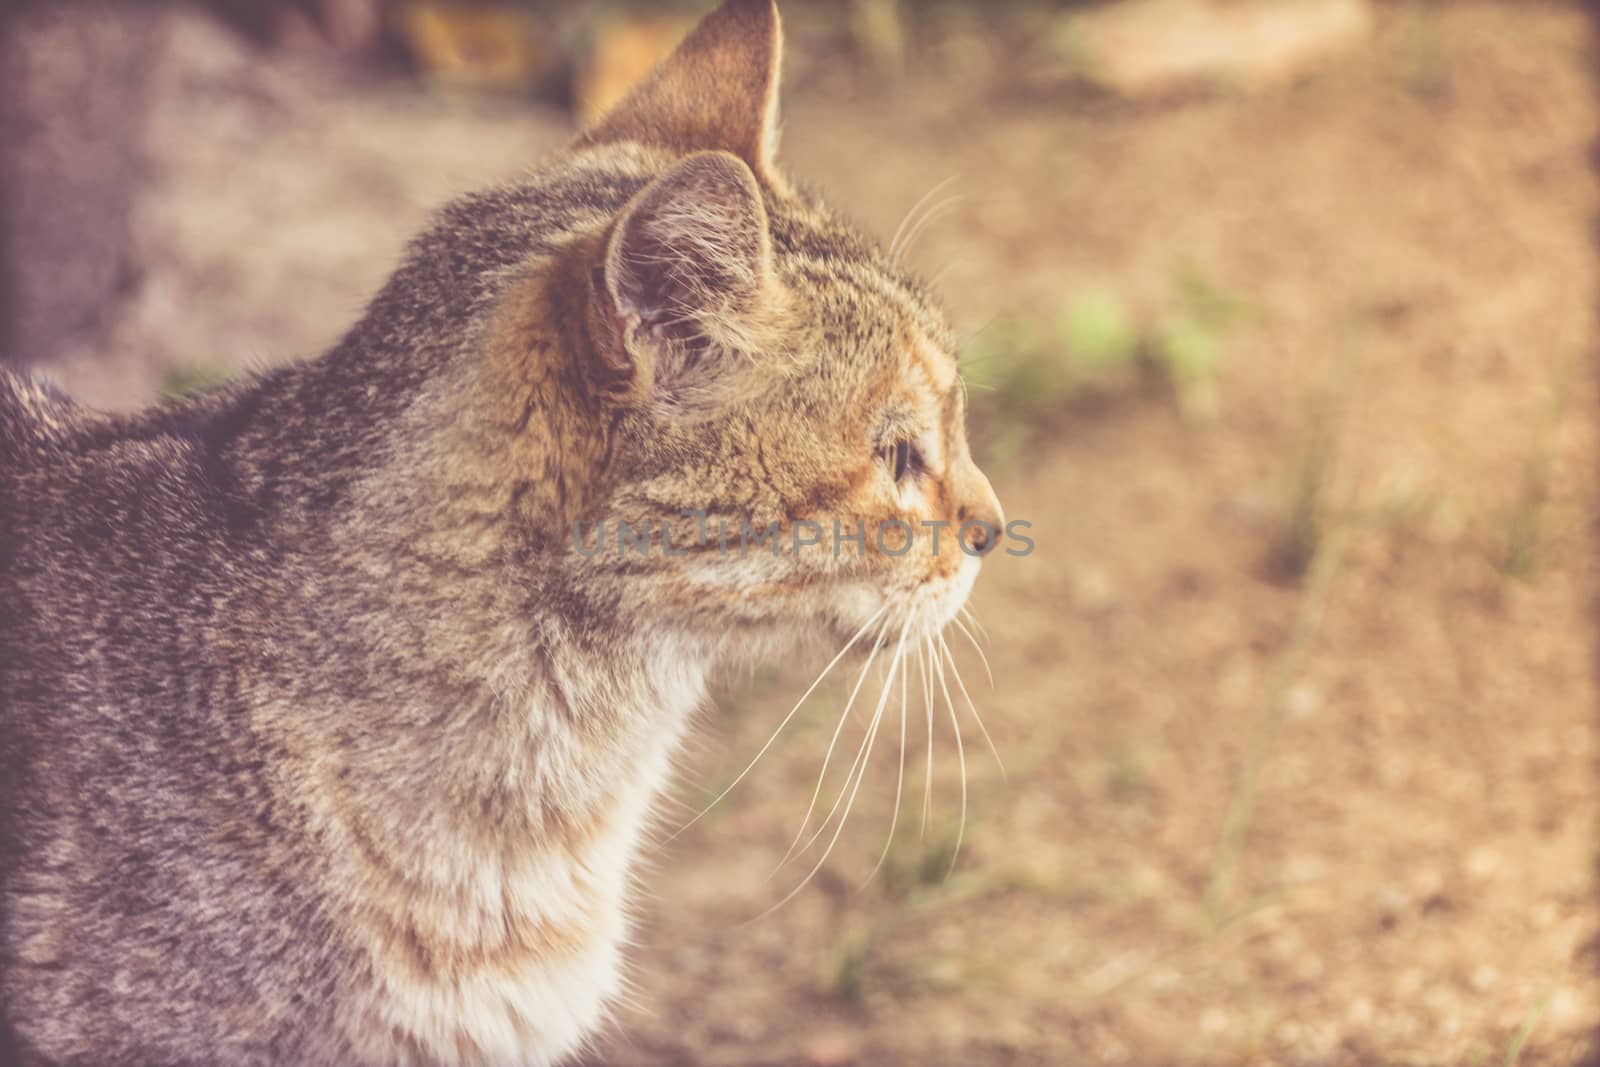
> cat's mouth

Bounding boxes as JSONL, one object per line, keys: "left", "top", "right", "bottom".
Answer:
{"left": 824, "top": 551, "right": 982, "bottom": 644}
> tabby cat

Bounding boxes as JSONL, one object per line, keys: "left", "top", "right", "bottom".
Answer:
{"left": 0, "top": 1, "right": 1003, "bottom": 1064}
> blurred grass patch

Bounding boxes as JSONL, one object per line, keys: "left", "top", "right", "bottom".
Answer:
{"left": 816, "top": 804, "right": 1082, "bottom": 1003}
{"left": 964, "top": 266, "right": 1249, "bottom": 464}
{"left": 1267, "top": 322, "right": 1363, "bottom": 583}
{"left": 1104, "top": 747, "right": 1147, "bottom": 804}
{"left": 1499, "top": 351, "right": 1576, "bottom": 582}
{"left": 1269, "top": 389, "right": 1339, "bottom": 582}
{"left": 1499, "top": 976, "right": 1563, "bottom": 1067}
{"left": 1205, "top": 533, "right": 1342, "bottom": 932}
{"left": 1394, "top": 7, "right": 1449, "bottom": 103}
{"left": 881, "top": 821, "right": 965, "bottom": 897}
{"left": 1152, "top": 262, "right": 1247, "bottom": 417}
{"left": 161, "top": 364, "right": 232, "bottom": 400}
{"left": 822, "top": 851, "right": 1050, "bottom": 1004}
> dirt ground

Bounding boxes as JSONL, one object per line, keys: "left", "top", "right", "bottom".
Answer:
{"left": 37, "top": 3, "right": 1600, "bottom": 1064}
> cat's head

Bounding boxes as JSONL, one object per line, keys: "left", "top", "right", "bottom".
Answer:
{"left": 557, "top": 0, "right": 1003, "bottom": 652}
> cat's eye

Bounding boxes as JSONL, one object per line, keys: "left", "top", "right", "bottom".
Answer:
{"left": 883, "top": 439, "right": 918, "bottom": 483}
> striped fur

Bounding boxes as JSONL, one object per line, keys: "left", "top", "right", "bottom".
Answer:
{"left": 0, "top": 2, "right": 1002, "bottom": 1064}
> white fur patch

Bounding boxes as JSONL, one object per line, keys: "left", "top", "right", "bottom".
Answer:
{"left": 331, "top": 645, "right": 705, "bottom": 1067}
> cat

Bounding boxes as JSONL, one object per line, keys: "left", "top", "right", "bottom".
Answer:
{"left": 0, "top": 1, "right": 1003, "bottom": 1064}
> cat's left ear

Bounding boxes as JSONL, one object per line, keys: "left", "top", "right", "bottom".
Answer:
{"left": 575, "top": 0, "right": 785, "bottom": 190}
{"left": 590, "top": 150, "right": 785, "bottom": 419}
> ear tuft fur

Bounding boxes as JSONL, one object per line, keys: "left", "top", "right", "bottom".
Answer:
{"left": 597, "top": 150, "right": 786, "bottom": 418}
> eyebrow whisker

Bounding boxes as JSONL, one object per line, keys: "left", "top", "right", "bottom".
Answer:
{"left": 889, "top": 174, "right": 961, "bottom": 265}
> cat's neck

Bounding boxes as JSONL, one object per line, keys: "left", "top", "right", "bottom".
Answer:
{"left": 245, "top": 241, "right": 707, "bottom": 868}
{"left": 262, "top": 612, "right": 709, "bottom": 1066}
{"left": 261, "top": 578, "right": 711, "bottom": 944}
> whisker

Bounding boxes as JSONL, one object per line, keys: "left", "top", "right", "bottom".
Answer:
{"left": 953, "top": 351, "right": 1000, "bottom": 370}
{"left": 949, "top": 614, "right": 994, "bottom": 689}
{"left": 959, "top": 604, "right": 991, "bottom": 644}
{"left": 957, "top": 314, "right": 1002, "bottom": 354}
{"left": 931, "top": 640, "right": 968, "bottom": 880}
{"left": 938, "top": 631, "right": 1006, "bottom": 780}
{"left": 889, "top": 174, "right": 960, "bottom": 264}
{"left": 895, "top": 192, "right": 968, "bottom": 267}
{"left": 669, "top": 603, "right": 890, "bottom": 841}
{"left": 863, "top": 609, "right": 916, "bottom": 889}
{"left": 777, "top": 614, "right": 893, "bottom": 869}
{"left": 917, "top": 637, "right": 936, "bottom": 840}
{"left": 792, "top": 614, "right": 912, "bottom": 860}
{"left": 758, "top": 618, "right": 913, "bottom": 916}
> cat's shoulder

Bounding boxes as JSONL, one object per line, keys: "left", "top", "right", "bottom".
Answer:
{"left": 0, "top": 366, "right": 98, "bottom": 466}
{"left": 0, "top": 368, "right": 251, "bottom": 526}
{"left": 0, "top": 366, "right": 254, "bottom": 464}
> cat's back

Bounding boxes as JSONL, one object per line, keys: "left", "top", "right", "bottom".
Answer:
{"left": 0, "top": 367, "right": 342, "bottom": 1065}
{"left": 0, "top": 367, "right": 257, "bottom": 726}
{"left": 0, "top": 368, "right": 96, "bottom": 476}
{"left": 3, "top": 366, "right": 194, "bottom": 515}
{"left": 1, "top": 366, "right": 258, "bottom": 550}
{"left": 0, "top": 368, "right": 117, "bottom": 598}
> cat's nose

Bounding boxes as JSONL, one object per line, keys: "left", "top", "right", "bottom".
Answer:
{"left": 954, "top": 463, "right": 1005, "bottom": 556}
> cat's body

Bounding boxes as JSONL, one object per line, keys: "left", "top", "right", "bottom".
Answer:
{"left": 1, "top": 149, "right": 687, "bottom": 1067}
{"left": 0, "top": 3, "right": 1001, "bottom": 1065}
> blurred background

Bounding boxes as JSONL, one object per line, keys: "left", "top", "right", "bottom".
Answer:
{"left": 3, "top": 1, "right": 1597, "bottom": 1064}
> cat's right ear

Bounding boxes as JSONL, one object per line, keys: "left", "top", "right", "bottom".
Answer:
{"left": 589, "top": 150, "right": 784, "bottom": 419}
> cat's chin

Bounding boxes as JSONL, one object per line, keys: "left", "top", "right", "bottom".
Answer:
{"left": 823, "top": 554, "right": 984, "bottom": 644}
{"left": 823, "top": 583, "right": 892, "bottom": 638}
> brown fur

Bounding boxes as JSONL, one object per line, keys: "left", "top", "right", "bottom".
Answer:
{"left": 0, "top": 3, "right": 1001, "bottom": 1064}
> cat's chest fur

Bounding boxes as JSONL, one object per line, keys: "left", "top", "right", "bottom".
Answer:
{"left": 312, "top": 648, "right": 707, "bottom": 1067}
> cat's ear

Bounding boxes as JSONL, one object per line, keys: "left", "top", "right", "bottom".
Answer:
{"left": 591, "top": 150, "right": 783, "bottom": 418}
{"left": 575, "top": 0, "right": 785, "bottom": 188}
